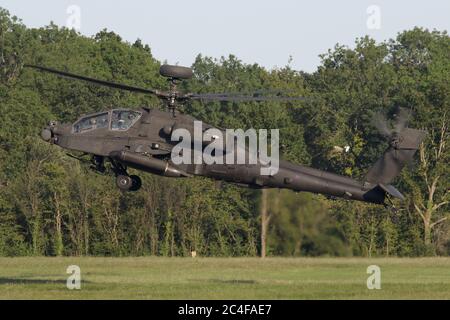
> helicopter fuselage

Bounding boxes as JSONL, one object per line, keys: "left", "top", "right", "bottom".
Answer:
{"left": 29, "top": 63, "right": 425, "bottom": 206}
{"left": 42, "top": 106, "right": 390, "bottom": 204}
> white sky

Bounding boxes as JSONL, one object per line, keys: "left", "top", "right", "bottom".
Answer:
{"left": 1, "top": 0, "right": 448, "bottom": 72}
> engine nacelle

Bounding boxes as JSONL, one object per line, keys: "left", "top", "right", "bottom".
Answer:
{"left": 110, "top": 150, "right": 189, "bottom": 177}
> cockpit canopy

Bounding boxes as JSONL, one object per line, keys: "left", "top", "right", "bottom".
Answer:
{"left": 111, "top": 110, "right": 142, "bottom": 131}
{"left": 73, "top": 109, "right": 142, "bottom": 133}
{"left": 73, "top": 112, "right": 109, "bottom": 133}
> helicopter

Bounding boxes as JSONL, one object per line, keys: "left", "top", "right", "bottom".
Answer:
{"left": 25, "top": 64, "right": 426, "bottom": 204}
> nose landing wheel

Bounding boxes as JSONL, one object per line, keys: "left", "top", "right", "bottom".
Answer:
{"left": 116, "top": 174, "right": 142, "bottom": 191}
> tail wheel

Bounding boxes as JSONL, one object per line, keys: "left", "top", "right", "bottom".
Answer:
{"left": 116, "top": 175, "right": 132, "bottom": 191}
{"left": 130, "top": 175, "right": 142, "bottom": 192}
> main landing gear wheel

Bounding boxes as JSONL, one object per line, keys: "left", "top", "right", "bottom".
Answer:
{"left": 116, "top": 175, "right": 132, "bottom": 191}
{"left": 129, "top": 175, "right": 142, "bottom": 191}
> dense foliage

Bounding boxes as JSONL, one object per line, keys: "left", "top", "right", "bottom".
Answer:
{"left": 0, "top": 8, "right": 448, "bottom": 257}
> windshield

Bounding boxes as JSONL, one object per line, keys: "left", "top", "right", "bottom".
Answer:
{"left": 73, "top": 112, "right": 109, "bottom": 133}
{"left": 111, "top": 110, "right": 142, "bottom": 131}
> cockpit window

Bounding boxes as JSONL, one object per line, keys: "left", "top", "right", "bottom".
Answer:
{"left": 111, "top": 110, "right": 142, "bottom": 131}
{"left": 73, "top": 112, "right": 109, "bottom": 133}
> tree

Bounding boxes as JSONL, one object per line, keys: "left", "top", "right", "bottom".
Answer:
{"left": 260, "top": 189, "right": 270, "bottom": 258}
{"left": 404, "top": 115, "right": 449, "bottom": 251}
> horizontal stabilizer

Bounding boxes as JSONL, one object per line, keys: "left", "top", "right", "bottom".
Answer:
{"left": 378, "top": 183, "right": 405, "bottom": 201}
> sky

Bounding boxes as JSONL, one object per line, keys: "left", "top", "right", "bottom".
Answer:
{"left": 0, "top": 0, "right": 448, "bottom": 72}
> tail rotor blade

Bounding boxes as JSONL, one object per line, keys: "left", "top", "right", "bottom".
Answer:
{"left": 373, "top": 112, "right": 392, "bottom": 137}
{"left": 393, "top": 107, "right": 411, "bottom": 134}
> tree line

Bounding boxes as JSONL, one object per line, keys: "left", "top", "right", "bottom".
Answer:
{"left": 0, "top": 8, "right": 448, "bottom": 257}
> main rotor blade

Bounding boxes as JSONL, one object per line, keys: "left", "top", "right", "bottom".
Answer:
{"left": 190, "top": 93, "right": 308, "bottom": 102}
{"left": 24, "top": 64, "right": 163, "bottom": 96}
{"left": 190, "top": 89, "right": 298, "bottom": 97}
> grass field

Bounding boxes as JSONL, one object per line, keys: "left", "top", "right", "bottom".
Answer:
{"left": 0, "top": 257, "right": 449, "bottom": 299}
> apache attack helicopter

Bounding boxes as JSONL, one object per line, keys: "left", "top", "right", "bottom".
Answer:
{"left": 25, "top": 64, "right": 426, "bottom": 205}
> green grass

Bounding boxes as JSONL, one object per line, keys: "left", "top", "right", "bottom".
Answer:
{"left": 0, "top": 257, "right": 449, "bottom": 299}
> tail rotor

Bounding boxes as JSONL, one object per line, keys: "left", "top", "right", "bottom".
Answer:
{"left": 366, "top": 107, "right": 426, "bottom": 185}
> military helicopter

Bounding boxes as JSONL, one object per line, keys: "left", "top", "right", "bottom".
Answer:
{"left": 25, "top": 64, "right": 426, "bottom": 204}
